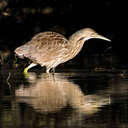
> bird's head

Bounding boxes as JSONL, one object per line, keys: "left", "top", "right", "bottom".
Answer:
{"left": 80, "top": 28, "right": 111, "bottom": 42}
{"left": 69, "top": 28, "right": 111, "bottom": 45}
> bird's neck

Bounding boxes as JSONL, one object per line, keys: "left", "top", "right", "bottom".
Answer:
{"left": 68, "top": 30, "right": 91, "bottom": 46}
{"left": 67, "top": 33, "right": 90, "bottom": 60}
{"left": 68, "top": 32, "right": 90, "bottom": 50}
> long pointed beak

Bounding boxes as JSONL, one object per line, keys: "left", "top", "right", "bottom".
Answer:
{"left": 95, "top": 34, "right": 111, "bottom": 42}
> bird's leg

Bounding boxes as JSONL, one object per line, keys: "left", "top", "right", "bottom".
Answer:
{"left": 46, "top": 67, "right": 51, "bottom": 73}
{"left": 50, "top": 67, "right": 56, "bottom": 79}
{"left": 24, "top": 63, "right": 37, "bottom": 74}
{"left": 51, "top": 68, "right": 55, "bottom": 73}
{"left": 46, "top": 67, "right": 56, "bottom": 74}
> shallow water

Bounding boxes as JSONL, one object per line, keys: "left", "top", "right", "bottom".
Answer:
{"left": 0, "top": 68, "right": 128, "bottom": 128}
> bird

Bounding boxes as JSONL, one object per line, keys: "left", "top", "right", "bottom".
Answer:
{"left": 15, "top": 28, "right": 111, "bottom": 73}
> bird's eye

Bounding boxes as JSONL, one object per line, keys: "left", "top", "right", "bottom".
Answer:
{"left": 91, "top": 33, "right": 95, "bottom": 37}
{"left": 78, "top": 37, "right": 85, "bottom": 41}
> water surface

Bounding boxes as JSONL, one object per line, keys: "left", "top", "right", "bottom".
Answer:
{"left": 0, "top": 69, "right": 128, "bottom": 128}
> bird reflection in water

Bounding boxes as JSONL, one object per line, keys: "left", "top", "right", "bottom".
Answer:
{"left": 16, "top": 73, "right": 110, "bottom": 114}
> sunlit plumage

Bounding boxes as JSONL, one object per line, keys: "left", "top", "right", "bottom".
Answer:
{"left": 15, "top": 28, "right": 111, "bottom": 73}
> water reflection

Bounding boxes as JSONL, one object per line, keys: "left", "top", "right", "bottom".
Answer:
{"left": 16, "top": 73, "right": 110, "bottom": 114}
{"left": 1, "top": 70, "right": 128, "bottom": 128}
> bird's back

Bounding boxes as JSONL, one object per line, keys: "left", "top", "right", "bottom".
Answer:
{"left": 15, "top": 32, "right": 69, "bottom": 65}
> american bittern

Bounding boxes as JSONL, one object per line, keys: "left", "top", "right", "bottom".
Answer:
{"left": 15, "top": 28, "right": 111, "bottom": 73}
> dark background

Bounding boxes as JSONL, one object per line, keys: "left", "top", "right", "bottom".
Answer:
{"left": 0, "top": 0, "right": 126, "bottom": 68}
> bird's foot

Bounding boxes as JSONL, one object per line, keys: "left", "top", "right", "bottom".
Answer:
{"left": 24, "top": 67, "right": 29, "bottom": 78}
